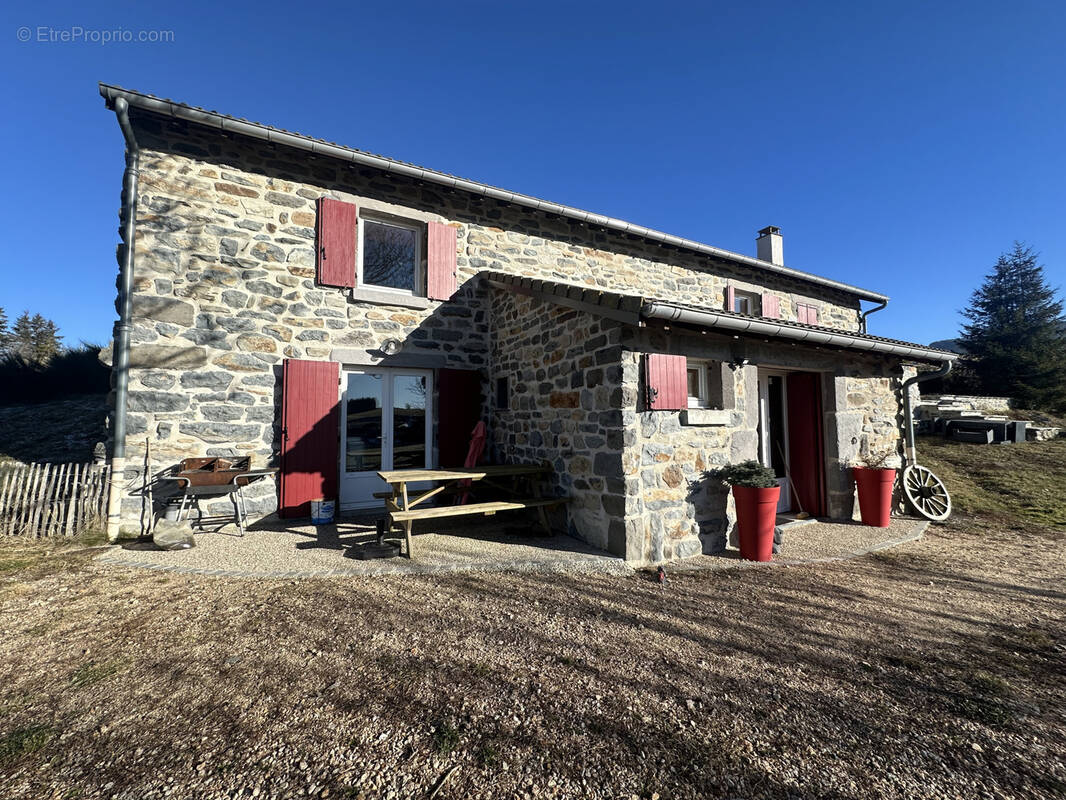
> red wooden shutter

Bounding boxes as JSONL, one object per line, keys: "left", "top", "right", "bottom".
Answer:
{"left": 437, "top": 368, "right": 483, "bottom": 467}
{"left": 797, "top": 303, "right": 819, "bottom": 325}
{"left": 762, "top": 292, "right": 780, "bottom": 319}
{"left": 645, "top": 354, "right": 687, "bottom": 411}
{"left": 279, "top": 358, "right": 340, "bottom": 518}
{"left": 725, "top": 285, "right": 736, "bottom": 313}
{"left": 316, "top": 198, "right": 357, "bottom": 288}
{"left": 427, "top": 221, "right": 458, "bottom": 300}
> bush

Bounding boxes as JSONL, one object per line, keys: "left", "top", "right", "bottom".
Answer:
{"left": 0, "top": 345, "right": 109, "bottom": 406}
{"left": 712, "top": 460, "right": 778, "bottom": 488}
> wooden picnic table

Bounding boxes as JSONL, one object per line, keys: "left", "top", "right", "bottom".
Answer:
{"left": 376, "top": 464, "right": 567, "bottom": 558}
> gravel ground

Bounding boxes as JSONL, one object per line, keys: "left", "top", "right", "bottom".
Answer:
{"left": 695, "top": 517, "right": 927, "bottom": 570}
{"left": 94, "top": 516, "right": 629, "bottom": 577}
{"left": 93, "top": 517, "right": 923, "bottom": 578}
{"left": 0, "top": 511, "right": 1062, "bottom": 799}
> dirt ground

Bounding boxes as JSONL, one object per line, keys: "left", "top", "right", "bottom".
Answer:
{"left": 0, "top": 445, "right": 1064, "bottom": 799}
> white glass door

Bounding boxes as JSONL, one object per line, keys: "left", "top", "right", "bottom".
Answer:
{"left": 340, "top": 369, "right": 432, "bottom": 511}
{"left": 758, "top": 371, "right": 791, "bottom": 513}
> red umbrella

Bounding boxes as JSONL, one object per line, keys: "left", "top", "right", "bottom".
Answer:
{"left": 458, "top": 421, "right": 486, "bottom": 504}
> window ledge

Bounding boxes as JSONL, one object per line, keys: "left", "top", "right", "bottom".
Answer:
{"left": 351, "top": 286, "right": 431, "bottom": 310}
{"left": 682, "top": 408, "right": 731, "bottom": 426}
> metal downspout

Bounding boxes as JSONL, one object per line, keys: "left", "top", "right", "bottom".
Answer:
{"left": 105, "top": 97, "right": 138, "bottom": 541}
{"left": 900, "top": 360, "right": 952, "bottom": 465}
{"left": 859, "top": 299, "right": 888, "bottom": 333}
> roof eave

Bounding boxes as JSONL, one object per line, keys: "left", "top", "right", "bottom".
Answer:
{"left": 640, "top": 301, "right": 957, "bottom": 363}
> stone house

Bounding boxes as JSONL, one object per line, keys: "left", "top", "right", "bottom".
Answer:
{"left": 98, "top": 84, "right": 956, "bottom": 562}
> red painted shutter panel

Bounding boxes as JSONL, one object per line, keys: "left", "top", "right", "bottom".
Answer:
{"left": 645, "top": 354, "right": 687, "bottom": 410}
{"left": 316, "top": 198, "right": 357, "bottom": 288}
{"left": 427, "top": 221, "right": 458, "bottom": 300}
{"left": 808, "top": 305, "right": 819, "bottom": 325}
{"left": 762, "top": 292, "right": 780, "bottom": 319}
{"left": 437, "top": 368, "right": 483, "bottom": 467}
{"left": 725, "top": 285, "right": 736, "bottom": 313}
{"left": 279, "top": 358, "right": 340, "bottom": 518}
{"left": 797, "top": 304, "right": 808, "bottom": 324}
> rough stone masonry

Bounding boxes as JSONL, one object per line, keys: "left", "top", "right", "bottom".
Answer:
{"left": 104, "top": 106, "right": 913, "bottom": 560}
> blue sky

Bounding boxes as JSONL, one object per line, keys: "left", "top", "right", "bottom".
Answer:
{"left": 2, "top": 0, "right": 1063, "bottom": 346}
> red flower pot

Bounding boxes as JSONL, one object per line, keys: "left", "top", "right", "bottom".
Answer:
{"left": 732, "top": 485, "right": 780, "bottom": 561}
{"left": 853, "top": 467, "right": 896, "bottom": 527}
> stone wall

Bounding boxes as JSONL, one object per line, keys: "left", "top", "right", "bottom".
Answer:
{"left": 613, "top": 327, "right": 908, "bottom": 563}
{"left": 109, "top": 109, "right": 882, "bottom": 532}
{"left": 920, "top": 394, "right": 1015, "bottom": 415}
{"left": 486, "top": 289, "right": 627, "bottom": 554}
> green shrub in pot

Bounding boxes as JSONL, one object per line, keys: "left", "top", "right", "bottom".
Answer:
{"left": 711, "top": 460, "right": 780, "bottom": 561}
{"left": 712, "top": 460, "right": 778, "bottom": 489}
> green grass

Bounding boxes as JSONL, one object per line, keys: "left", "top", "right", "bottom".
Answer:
{"left": 970, "top": 669, "right": 1010, "bottom": 696}
{"left": 69, "top": 661, "right": 122, "bottom": 689}
{"left": 475, "top": 742, "right": 501, "bottom": 768}
{"left": 919, "top": 437, "right": 1066, "bottom": 529}
{"left": 0, "top": 557, "right": 36, "bottom": 573}
{"left": 0, "top": 725, "right": 53, "bottom": 763}
{"left": 432, "top": 718, "right": 461, "bottom": 756}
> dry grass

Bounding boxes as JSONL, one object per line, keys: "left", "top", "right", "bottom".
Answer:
{"left": 920, "top": 437, "right": 1066, "bottom": 528}
{"left": 0, "top": 447, "right": 1063, "bottom": 799}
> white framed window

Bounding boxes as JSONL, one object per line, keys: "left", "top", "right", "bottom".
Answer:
{"left": 687, "top": 362, "right": 710, "bottom": 408}
{"left": 733, "top": 290, "right": 760, "bottom": 315}
{"left": 358, "top": 214, "right": 424, "bottom": 296}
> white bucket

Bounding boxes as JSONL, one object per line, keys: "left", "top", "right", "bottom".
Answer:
{"left": 310, "top": 499, "right": 335, "bottom": 525}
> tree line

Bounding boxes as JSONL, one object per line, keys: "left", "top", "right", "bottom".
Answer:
{"left": 0, "top": 308, "right": 108, "bottom": 405}
{"left": 0, "top": 308, "right": 63, "bottom": 363}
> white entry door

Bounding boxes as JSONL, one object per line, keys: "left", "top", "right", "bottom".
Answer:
{"left": 339, "top": 369, "right": 433, "bottom": 511}
{"left": 758, "top": 371, "right": 792, "bottom": 513}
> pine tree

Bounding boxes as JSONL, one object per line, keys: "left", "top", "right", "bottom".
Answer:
{"left": 6, "top": 311, "right": 63, "bottom": 364}
{"left": 29, "top": 314, "right": 62, "bottom": 363}
{"left": 959, "top": 243, "right": 1066, "bottom": 410}
{"left": 10, "top": 311, "right": 35, "bottom": 360}
{"left": 0, "top": 307, "right": 8, "bottom": 353}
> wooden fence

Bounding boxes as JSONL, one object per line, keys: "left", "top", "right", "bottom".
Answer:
{"left": 0, "top": 462, "right": 111, "bottom": 538}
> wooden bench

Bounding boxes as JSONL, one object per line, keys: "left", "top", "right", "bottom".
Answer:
{"left": 390, "top": 497, "right": 567, "bottom": 523}
{"left": 376, "top": 465, "right": 569, "bottom": 558}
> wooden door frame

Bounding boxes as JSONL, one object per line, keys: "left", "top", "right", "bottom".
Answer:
{"left": 338, "top": 367, "right": 434, "bottom": 510}
{"left": 757, "top": 369, "right": 792, "bottom": 513}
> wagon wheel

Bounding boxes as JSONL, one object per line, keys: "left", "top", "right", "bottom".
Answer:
{"left": 902, "top": 464, "right": 952, "bottom": 522}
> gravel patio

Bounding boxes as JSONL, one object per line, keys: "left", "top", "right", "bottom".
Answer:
{"left": 92, "top": 515, "right": 928, "bottom": 578}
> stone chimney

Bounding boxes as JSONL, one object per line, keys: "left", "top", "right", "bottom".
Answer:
{"left": 757, "top": 225, "right": 783, "bottom": 265}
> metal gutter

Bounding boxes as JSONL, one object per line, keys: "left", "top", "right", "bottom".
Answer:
{"left": 105, "top": 96, "right": 139, "bottom": 541}
{"left": 640, "top": 301, "right": 959, "bottom": 363}
{"left": 98, "top": 82, "right": 890, "bottom": 304}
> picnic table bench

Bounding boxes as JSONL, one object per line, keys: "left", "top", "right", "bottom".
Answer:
{"left": 376, "top": 464, "right": 568, "bottom": 558}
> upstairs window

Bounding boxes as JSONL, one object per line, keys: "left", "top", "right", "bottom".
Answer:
{"left": 360, "top": 216, "right": 423, "bottom": 295}
{"left": 316, "top": 197, "right": 458, "bottom": 304}
{"left": 733, "top": 290, "right": 760, "bottom": 315}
